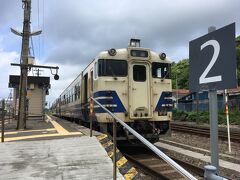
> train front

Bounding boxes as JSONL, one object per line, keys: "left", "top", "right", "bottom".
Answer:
{"left": 94, "top": 39, "right": 172, "bottom": 142}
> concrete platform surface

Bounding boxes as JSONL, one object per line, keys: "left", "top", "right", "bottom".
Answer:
{"left": 0, "top": 116, "right": 83, "bottom": 142}
{"left": 0, "top": 136, "right": 124, "bottom": 180}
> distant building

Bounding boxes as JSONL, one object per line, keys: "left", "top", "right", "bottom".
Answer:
{"left": 178, "top": 88, "right": 240, "bottom": 112}
{"left": 172, "top": 89, "right": 190, "bottom": 108}
{"left": 8, "top": 75, "right": 50, "bottom": 120}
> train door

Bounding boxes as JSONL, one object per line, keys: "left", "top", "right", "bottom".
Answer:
{"left": 84, "top": 73, "right": 88, "bottom": 104}
{"left": 129, "top": 62, "right": 152, "bottom": 119}
{"left": 90, "top": 70, "right": 93, "bottom": 95}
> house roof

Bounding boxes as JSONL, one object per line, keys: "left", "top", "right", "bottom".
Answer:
{"left": 172, "top": 89, "right": 190, "bottom": 94}
{"left": 8, "top": 75, "right": 50, "bottom": 88}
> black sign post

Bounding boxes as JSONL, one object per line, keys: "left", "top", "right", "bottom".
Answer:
{"left": 189, "top": 23, "right": 237, "bottom": 173}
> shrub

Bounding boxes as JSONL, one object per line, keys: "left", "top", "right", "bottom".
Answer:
{"left": 172, "top": 110, "right": 240, "bottom": 125}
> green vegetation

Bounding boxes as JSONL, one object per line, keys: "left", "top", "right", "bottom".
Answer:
{"left": 171, "top": 36, "right": 240, "bottom": 88}
{"left": 173, "top": 109, "right": 240, "bottom": 125}
{"left": 236, "top": 36, "right": 240, "bottom": 85}
{"left": 171, "top": 59, "right": 189, "bottom": 89}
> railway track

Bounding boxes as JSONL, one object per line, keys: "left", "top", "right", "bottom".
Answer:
{"left": 171, "top": 122, "right": 240, "bottom": 142}
{"left": 120, "top": 146, "right": 203, "bottom": 180}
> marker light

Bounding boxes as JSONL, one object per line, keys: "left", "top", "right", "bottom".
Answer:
{"left": 108, "top": 48, "right": 117, "bottom": 56}
{"left": 159, "top": 53, "right": 166, "bottom": 60}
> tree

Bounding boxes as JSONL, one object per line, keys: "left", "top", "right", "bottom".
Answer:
{"left": 171, "top": 59, "right": 189, "bottom": 89}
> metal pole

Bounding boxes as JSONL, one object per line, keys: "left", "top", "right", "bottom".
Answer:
{"left": 90, "top": 99, "right": 93, "bottom": 137}
{"left": 17, "top": 0, "right": 32, "bottom": 130}
{"left": 176, "top": 74, "right": 178, "bottom": 108}
{"left": 1, "top": 100, "right": 5, "bottom": 143}
{"left": 11, "top": 63, "right": 59, "bottom": 70}
{"left": 208, "top": 26, "right": 219, "bottom": 173}
{"left": 204, "top": 165, "right": 228, "bottom": 180}
{"left": 224, "top": 89, "right": 231, "bottom": 153}
{"left": 196, "top": 92, "right": 199, "bottom": 122}
{"left": 209, "top": 90, "right": 219, "bottom": 171}
{"left": 90, "top": 116, "right": 93, "bottom": 137}
{"left": 113, "top": 118, "right": 117, "bottom": 180}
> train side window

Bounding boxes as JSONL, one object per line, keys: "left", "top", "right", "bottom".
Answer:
{"left": 90, "top": 70, "right": 93, "bottom": 91}
{"left": 98, "top": 60, "right": 103, "bottom": 76}
{"left": 152, "top": 62, "right": 171, "bottom": 79}
{"left": 133, "top": 65, "right": 146, "bottom": 82}
{"left": 94, "top": 62, "right": 98, "bottom": 79}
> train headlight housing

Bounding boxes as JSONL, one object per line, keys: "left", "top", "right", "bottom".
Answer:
{"left": 159, "top": 52, "right": 166, "bottom": 60}
{"left": 108, "top": 48, "right": 117, "bottom": 56}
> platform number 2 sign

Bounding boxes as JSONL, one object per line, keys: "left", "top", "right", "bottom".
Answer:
{"left": 199, "top": 40, "right": 221, "bottom": 84}
{"left": 189, "top": 23, "right": 237, "bottom": 92}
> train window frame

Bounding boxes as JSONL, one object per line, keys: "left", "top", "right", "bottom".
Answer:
{"left": 130, "top": 50, "right": 148, "bottom": 58}
{"left": 98, "top": 59, "right": 128, "bottom": 77}
{"left": 94, "top": 62, "right": 98, "bottom": 80}
{"left": 152, "top": 62, "right": 171, "bottom": 79}
{"left": 133, "top": 65, "right": 146, "bottom": 82}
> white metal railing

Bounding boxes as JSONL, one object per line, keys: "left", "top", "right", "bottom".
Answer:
{"left": 90, "top": 97, "right": 197, "bottom": 180}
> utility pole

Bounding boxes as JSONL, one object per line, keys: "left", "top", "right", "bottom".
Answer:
{"left": 18, "top": 0, "right": 31, "bottom": 129}
{"left": 11, "top": 0, "right": 41, "bottom": 129}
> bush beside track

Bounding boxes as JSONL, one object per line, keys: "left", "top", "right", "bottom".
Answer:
{"left": 173, "top": 109, "right": 240, "bottom": 125}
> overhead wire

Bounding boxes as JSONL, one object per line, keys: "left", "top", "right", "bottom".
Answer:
{"left": 30, "top": 35, "right": 35, "bottom": 57}
{"left": 42, "top": 0, "right": 45, "bottom": 61}
{"left": 37, "top": 0, "right": 41, "bottom": 60}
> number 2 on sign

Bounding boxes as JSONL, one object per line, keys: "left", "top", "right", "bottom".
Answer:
{"left": 199, "top": 40, "right": 222, "bottom": 84}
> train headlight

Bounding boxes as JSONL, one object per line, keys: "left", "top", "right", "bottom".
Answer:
{"left": 108, "top": 48, "right": 117, "bottom": 56}
{"left": 159, "top": 53, "right": 166, "bottom": 60}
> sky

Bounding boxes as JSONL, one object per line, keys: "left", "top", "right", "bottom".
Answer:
{"left": 0, "top": 0, "right": 240, "bottom": 105}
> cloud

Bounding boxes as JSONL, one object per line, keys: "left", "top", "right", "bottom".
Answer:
{"left": 0, "top": 48, "right": 20, "bottom": 99}
{"left": 1, "top": 0, "right": 240, "bottom": 102}
{"left": 43, "top": 0, "right": 240, "bottom": 64}
{"left": 0, "top": 1, "right": 21, "bottom": 26}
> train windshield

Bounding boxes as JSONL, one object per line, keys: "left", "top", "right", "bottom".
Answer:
{"left": 152, "top": 62, "right": 171, "bottom": 79}
{"left": 98, "top": 59, "right": 128, "bottom": 77}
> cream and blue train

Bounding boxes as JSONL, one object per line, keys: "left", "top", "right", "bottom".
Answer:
{"left": 52, "top": 39, "right": 172, "bottom": 142}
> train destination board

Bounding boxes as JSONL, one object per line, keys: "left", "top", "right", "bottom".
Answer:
{"left": 189, "top": 23, "right": 237, "bottom": 92}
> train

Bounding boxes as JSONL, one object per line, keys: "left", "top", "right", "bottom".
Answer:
{"left": 52, "top": 39, "right": 173, "bottom": 142}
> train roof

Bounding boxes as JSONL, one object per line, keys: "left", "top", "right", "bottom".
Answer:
{"left": 96, "top": 47, "right": 172, "bottom": 64}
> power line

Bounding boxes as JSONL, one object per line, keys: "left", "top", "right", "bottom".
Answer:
{"left": 37, "top": 0, "right": 41, "bottom": 60}
{"left": 30, "top": 35, "right": 35, "bottom": 57}
{"left": 42, "top": 0, "right": 45, "bottom": 59}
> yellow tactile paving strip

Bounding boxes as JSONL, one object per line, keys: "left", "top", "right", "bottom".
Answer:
{"left": 2, "top": 132, "right": 82, "bottom": 142}
{"left": 1, "top": 116, "right": 82, "bottom": 142}
{"left": 0, "top": 128, "right": 56, "bottom": 136}
{"left": 49, "top": 119, "right": 69, "bottom": 135}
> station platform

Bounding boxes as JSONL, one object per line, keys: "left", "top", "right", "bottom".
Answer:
{"left": 0, "top": 136, "right": 124, "bottom": 179}
{"left": 0, "top": 116, "right": 128, "bottom": 179}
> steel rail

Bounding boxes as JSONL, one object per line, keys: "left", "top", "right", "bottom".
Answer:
{"left": 123, "top": 153, "right": 170, "bottom": 180}
{"left": 91, "top": 97, "right": 197, "bottom": 180}
{"left": 171, "top": 123, "right": 240, "bottom": 142}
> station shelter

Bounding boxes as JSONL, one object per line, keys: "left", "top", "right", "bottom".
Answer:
{"left": 8, "top": 75, "right": 50, "bottom": 120}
